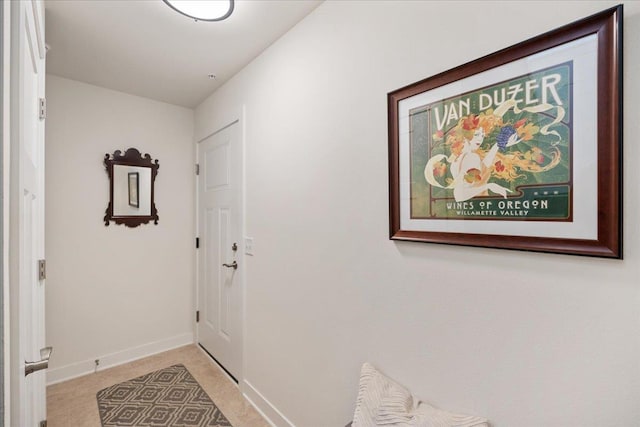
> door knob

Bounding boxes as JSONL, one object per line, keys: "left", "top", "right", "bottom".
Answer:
{"left": 25, "top": 346, "right": 52, "bottom": 377}
{"left": 222, "top": 261, "right": 238, "bottom": 270}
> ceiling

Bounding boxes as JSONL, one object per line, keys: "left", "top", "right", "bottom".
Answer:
{"left": 45, "top": 0, "right": 323, "bottom": 108}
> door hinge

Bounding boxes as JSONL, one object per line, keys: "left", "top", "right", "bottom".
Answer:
{"left": 196, "top": 311, "right": 200, "bottom": 323}
{"left": 196, "top": 237, "right": 200, "bottom": 249}
{"left": 38, "top": 259, "right": 46, "bottom": 281}
{"left": 39, "top": 98, "right": 46, "bottom": 120}
{"left": 40, "top": 420, "right": 47, "bottom": 427}
{"left": 195, "top": 163, "right": 200, "bottom": 175}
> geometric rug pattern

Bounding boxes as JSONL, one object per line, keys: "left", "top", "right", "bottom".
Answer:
{"left": 97, "top": 364, "right": 232, "bottom": 426}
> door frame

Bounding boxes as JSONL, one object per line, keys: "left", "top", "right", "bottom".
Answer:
{"left": 195, "top": 105, "right": 247, "bottom": 388}
{"left": 6, "top": 0, "right": 47, "bottom": 424}
{"left": 1, "top": 0, "right": 8, "bottom": 423}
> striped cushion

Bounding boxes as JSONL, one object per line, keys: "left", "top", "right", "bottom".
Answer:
{"left": 352, "top": 363, "right": 490, "bottom": 427}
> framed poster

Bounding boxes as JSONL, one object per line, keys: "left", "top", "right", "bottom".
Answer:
{"left": 388, "top": 5, "right": 622, "bottom": 258}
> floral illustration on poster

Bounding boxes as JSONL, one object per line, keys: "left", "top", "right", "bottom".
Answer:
{"left": 410, "top": 62, "right": 572, "bottom": 221}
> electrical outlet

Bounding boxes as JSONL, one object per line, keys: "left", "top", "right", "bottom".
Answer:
{"left": 95, "top": 359, "right": 100, "bottom": 367}
{"left": 244, "top": 237, "right": 254, "bottom": 256}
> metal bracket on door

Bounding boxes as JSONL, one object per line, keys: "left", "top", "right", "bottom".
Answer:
{"left": 39, "top": 98, "right": 46, "bottom": 120}
{"left": 38, "top": 259, "right": 46, "bottom": 280}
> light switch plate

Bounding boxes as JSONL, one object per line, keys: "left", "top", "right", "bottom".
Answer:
{"left": 244, "top": 237, "right": 254, "bottom": 256}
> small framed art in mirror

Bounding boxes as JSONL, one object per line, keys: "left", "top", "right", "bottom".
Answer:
{"left": 104, "top": 148, "right": 159, "bottom": 227}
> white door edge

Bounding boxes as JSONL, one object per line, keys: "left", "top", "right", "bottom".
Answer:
{"left": 1, "top": 1, "right": 10, "bottom": 424}
{"left": 8, "top": 0, "right": 46, "bottom": 424}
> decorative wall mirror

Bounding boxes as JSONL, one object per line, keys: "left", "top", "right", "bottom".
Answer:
{"left": 104, "top": 148, "right": 159, "bottom": 227}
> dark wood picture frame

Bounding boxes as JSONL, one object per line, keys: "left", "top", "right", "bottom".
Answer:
{"left": 104, "top": 148, "right": 159, "bottom": 228}
{"left": 388, "top": 5, "right": 622, "bottom": 258}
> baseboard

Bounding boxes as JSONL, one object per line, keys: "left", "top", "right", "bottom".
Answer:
{"left": 242, "top": 379, "right": 295, "bottom": 427}
{"left": 46, "top": 332, "right": 194, "bottom": 385}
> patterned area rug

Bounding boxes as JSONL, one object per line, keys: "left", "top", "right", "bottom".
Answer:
{"left": 97, "top": 364, "right": 232, "bottom": 426}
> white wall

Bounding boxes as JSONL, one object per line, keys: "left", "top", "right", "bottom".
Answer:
{"left": 45, "top": 75, "right": 195, "bottom": 383}
{"left": 195, "top": 1, "right": 640, "bottom": 426}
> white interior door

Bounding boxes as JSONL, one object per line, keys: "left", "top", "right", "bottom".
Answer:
{"left": 9, "top": 0, "right": 47, "bottom": 425}
{"left": 197, "top": 121, "right": 243, "bottom": 381}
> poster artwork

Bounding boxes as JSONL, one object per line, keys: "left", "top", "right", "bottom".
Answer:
{"left": 410, "top": 62, "right": 572, "bottom": 221}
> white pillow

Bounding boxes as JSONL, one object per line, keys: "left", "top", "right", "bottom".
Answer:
{"left": 352, "top": 363, "right": 490, "bottom": 427}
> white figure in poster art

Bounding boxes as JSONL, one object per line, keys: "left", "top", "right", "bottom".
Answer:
{"left": 449, "top": 126, "right": 512, "bottom": 202}
{"left": 424, "top": 108, "right": 562, "bottom": 203}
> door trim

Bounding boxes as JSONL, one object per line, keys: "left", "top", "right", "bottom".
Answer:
{"left": 195, "top": 105, "right": 246, "bottom": 389}
{"left": 1, "top": 1, "right": 7, "bottom": 424}
{"left": 8, "top": 0, "right": 47, "bottom": 424}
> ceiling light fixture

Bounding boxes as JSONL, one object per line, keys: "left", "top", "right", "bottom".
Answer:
{"left": 162, "top": 0, "right": 234, "bottom": 22}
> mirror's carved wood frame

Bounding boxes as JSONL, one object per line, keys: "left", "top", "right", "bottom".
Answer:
{"left": 104, "top": 148, "right": 159, "bottom": 228}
